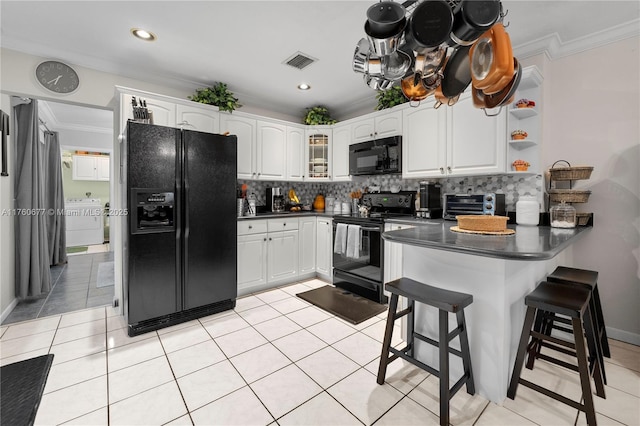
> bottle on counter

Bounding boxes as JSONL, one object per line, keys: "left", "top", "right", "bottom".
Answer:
{"left": 550, "top": 201, "right": 576, "bottom": 228}
{"left": 516, "top": 195, "right": 539, "bottom": 226}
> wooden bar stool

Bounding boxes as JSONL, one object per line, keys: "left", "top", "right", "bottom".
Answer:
{"left": 527, "top": 267, "right": 609, "bottom": 384}
{"left": 377, "top": 277, "right": 475, "bottom": 426}
{"left": 508, "top": 281, "right": 605, "bottom": 426}
{"left": 547, "top": 266, "right": 610, "bottom": 358}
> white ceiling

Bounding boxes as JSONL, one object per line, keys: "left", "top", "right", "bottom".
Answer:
{"left": 3, "top": 1, "right": 639, "bottom": 123}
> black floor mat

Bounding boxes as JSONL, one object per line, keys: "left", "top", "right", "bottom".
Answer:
{"left": 1, "top": 354, "right": 54, "bottom": 426}
{"left": 297, "top": 285, "right": 387, "bottom": 324}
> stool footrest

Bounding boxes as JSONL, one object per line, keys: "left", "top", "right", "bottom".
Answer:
{"left": 393, "top": 307, "right": 412, "bottom": 321}
{"left": 537, "top": 353, "right": 578, "bottom": 372}
{"left": 413, "top": 332, "right": 463, "bottom": 358}
{"left": 531, "top": 331, "right": 576, "bottom": 350}
{"left": 519, "top": 378, "right": 585, "bottom": 412}
{"left": 540, "top": 341, "right": 577, "bottom": 358}
{"left": 388, "top": 346, "right": 470, "bottom": 400}
{"left": 389, "top": 347, "right": 439, "bottom": 377}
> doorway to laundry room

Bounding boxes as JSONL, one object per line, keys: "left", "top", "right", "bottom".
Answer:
{"left": 1, "top": 99, "right": 115, "bottom": 324}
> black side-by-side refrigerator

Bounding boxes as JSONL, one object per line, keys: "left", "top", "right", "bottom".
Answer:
{"left": 125, "top": 121, "right": 237, "bottom": 336}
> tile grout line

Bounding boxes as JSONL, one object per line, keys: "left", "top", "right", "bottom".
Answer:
{"left": 157, "top": 332, "right": 196, "bottom": 426}
{"left": 197, "top": 315, "right": 278, "bottom": 424}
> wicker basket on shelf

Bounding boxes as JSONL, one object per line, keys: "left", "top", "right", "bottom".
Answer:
{"left": 549, "top": 166, "right": 594, "bottom": 181}
{"left": 547, "top": 189, "right": 592, "bottom": 203}
{"left": 576, "top": 213, "right": 593, "bottom": 226}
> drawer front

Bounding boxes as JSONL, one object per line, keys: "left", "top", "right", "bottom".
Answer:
{"left": 267, "top": 218, "right": 299, "bottom": 232}
{"left": 237, "top": 220, "right": 268, "bottom": 235}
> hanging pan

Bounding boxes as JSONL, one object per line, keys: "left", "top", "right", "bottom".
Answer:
{"left": 433, "top": 45, "right": 472, "bottom": 108}
{"left": 469, "top": 22, "right": 514, "bottom": 94}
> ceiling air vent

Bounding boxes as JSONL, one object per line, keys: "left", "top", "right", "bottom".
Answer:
{"left": 283, "top": 52, "right": 317, "bottom": 70}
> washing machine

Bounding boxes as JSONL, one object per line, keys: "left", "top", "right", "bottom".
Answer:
{"left": 65, "top": 198, "right": 104, "bottom": 247}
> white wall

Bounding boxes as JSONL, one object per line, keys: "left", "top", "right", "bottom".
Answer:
{"left": 0, "top": 94, "right": 16, "bottom": 319}
{"left": 539, "top": 37, "right": 640, "bottom": 343}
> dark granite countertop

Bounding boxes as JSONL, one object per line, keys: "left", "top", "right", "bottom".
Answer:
{"left": 237, "top": 211, "right": 335, "bottom": 220}
{"left": 382, "top": 219, "right": 592, "bottom": 260}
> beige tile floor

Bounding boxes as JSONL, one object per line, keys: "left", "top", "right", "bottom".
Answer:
{"left": 0, "top": 278, "right": 638, "bottom": 425}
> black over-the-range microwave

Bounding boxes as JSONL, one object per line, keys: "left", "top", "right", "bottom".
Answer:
{"left": 349, "top": 136, "right": 401, "bottom": 176}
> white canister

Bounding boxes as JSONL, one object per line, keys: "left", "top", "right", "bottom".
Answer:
{"left": 516, "top": 195, "right": 539, "bottom": 226}
{"left": 341, "top": 201, "right": 351, "bottom": 215}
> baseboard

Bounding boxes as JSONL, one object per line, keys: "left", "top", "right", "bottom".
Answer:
{"left": 1, "top": 298, "right": 18, "bottom": 323}
{"left": 606, "top": 326, "right": 640, "bottom": 346}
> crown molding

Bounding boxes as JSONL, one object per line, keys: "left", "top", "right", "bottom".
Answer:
{"left": 515, "top": 19, "right": 640, "bottom": 61}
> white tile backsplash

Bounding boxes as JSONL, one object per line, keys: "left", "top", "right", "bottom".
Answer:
{"left": 239, "top": 173, "right": 542, "bottom": 212}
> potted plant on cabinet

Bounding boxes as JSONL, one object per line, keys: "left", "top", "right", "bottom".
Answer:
{"left": 189, "top": 82, "right": 242, "bottom": 112}
{"left": 375, "top": 86, "right": 408, "bottom": 110}
{"left": 303, "top": 106, "right": 337, "bottom": 125}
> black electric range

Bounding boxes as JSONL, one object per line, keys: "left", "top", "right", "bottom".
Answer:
{"left": 332, "top": 192, "right": 415, "bottom": 303}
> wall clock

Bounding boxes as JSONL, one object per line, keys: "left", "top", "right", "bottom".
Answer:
{"left": 35, "top": 60, "right": 80, "bottom": 94}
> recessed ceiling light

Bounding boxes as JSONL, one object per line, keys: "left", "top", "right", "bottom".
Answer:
{"left": 298, "top": 83, "right": 311, "bottom": 90}
{"left": 131, "top": 28, "right": 157, "bottom": 41}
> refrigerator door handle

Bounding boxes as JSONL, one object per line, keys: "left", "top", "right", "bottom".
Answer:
{"left": 183, "top": 134, "right": 190, "bottom": 299}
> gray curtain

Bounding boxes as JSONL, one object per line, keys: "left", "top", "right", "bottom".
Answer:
{"left": 12, "top": 97, "right": 51, "bottom": 299}
{"left": 44, "top": 131, "right": 67, "bottom": 266}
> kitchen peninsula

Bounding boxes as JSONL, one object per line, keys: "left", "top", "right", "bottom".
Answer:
{"left": 382, "top": 220, "right": 591, "bottom": 403}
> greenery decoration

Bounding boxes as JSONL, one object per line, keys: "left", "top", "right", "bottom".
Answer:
{"left": 375, "top": 85, "right": 408, "bottom": 110}
{"left": 303, "top": 106, "right": 337, "bottom": 125}
{"left": 189, "top": 82, "right": 241, "bottom": 112}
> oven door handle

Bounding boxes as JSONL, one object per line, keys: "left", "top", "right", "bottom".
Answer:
{"left": 360, "top": 226, "right": 381, "bottom": 232}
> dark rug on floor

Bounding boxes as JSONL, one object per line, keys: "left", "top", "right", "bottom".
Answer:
{"left": 1, "top": 354, "right": 54, "bottom": 426}
{"left": 296, "top": 285, "right": 387, "bottom": 325}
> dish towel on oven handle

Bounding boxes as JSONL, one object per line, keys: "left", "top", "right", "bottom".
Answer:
{"left": 346, "top": 224, "right": 361, "bottom": 259}
{"left": 334, "top": 223, "right": 348, "bottom": 255}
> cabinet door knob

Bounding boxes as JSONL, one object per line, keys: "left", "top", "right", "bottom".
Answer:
{"left": 248, "top": 225, "right": 252, "bottom": 229}
{"left": 263, "top": 237, "right": 267, "bottom": 241}
{"left": 447, "top": 166, "right": 452, "bottom": 172}
{"left": 269, "top": 237, "right": 272, "bottom": 241}
{"left": 283, "top": 223, "right": 286, "bottom": 227}
{"left": 440, "top": 167, "right": 445, "bottom": 174}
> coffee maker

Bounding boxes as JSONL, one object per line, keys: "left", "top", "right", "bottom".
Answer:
{"left": 266, "top": 187, "right": 285, "bottom": 212}
{"left": 416, "top": 181, "right": 443, "bottom": 219}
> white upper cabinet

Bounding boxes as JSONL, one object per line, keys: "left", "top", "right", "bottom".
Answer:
{"left": 446, "top": 91, "right": 506, "bottom": 176}
{"left": 352, "top": 110, "right": 402, "bottom": 143}
{"left": 176, "top": 104, "right": 220, "bottom": 133}
{"left": 402, "top": 92, "right": 506, "bottom": 178}
{"left": 121, "top": 94, "right": 176, "bottom": 127}
{"left": 72, "top": 155, "right": 110, "bottom": 181}
{"left": 305, "top": 127, "right": 332, "bottom": 181}
{"left": 286, "top": 125, "right": 305, "bottom": 181}
{"left": 402, "top": 103, "right": 447, "bottom": 178}
{"left": 256, "top": 120, "right": 287, "bottom": 180}
{"left": 331, "top": 123, "right": 351, "bottom": 182}
{"left": 119, "top": 89, "right": 220, "bottom": 135}
{"left": 220, "top": 114, "right": 256, "bottom": 180}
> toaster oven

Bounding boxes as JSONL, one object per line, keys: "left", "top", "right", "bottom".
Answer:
{"left": 443, "top": 193, "right": 506, "bottom": 220}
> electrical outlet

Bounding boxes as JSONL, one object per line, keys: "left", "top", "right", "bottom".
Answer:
{"left": 113, "top": 298, "right": 119, "bottom": 308}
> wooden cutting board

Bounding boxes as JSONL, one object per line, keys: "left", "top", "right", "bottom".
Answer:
{"left": 451, "top": 226, "right": 515, "bottom": 236}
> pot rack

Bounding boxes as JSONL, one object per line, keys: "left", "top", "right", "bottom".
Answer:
{"left": 354, "top": 0, "right": 515, "bottom": 112}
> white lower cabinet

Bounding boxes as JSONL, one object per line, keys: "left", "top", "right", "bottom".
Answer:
{"left": 316, "top": 217, "right": 333, "bottom": 279}
{"left": 299, "top": 217, "right": 317, "bottom": 275}
{"left": 237, "top": 218, "right": 301, "bottom": 296}
{"left": 267, "top": 217, "right": 299, "bottom": 283}
{"left": 237, "top": 220, "right": 269, "bottom": 294}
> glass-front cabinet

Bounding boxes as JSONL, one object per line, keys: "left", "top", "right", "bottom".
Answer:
{"left": 305, "top": 127, "right": 332, "bottom": 181}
